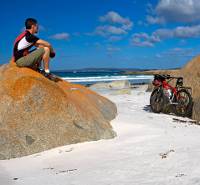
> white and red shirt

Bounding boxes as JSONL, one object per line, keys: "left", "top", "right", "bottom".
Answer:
{"left": 13, "top": 30, "right": 39, "bottom": 61}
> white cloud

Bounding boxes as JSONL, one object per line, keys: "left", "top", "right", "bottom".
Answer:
{"left": 153, "top": 29, "right": 173, "bottom": 39}
{"left": 146, "top": 15, "right": 164, "bottom": 25}
{"left": 155, "top": 25, "right": 200, "bottom": 39}
{"left": 99, "top": 11, "right": 133, "bottom": 30}
{"left": 94, "top": 11, "right": 133, "bottom": 40}
{"left": 174, "top": 25, "right": 200, "bottom": 38}
{"left": 108, "top": 36, "right": 123, "bottom": 42}
{"left": 156, "top": 47, "right": 199, "bottom": 58}
{"left": 95, "top": 25, "right": 127, "bottom": 36}
{"left": 50, "top": 33, "right": 70, "bottom": 40}
{"left": 147, "top": 0, "right": 200, "bottom": 24}
{"left": 131, "top": 24, "right": 200, "bottom": 47}
{"left": 131, "top": 32, "right": 160, "bottom": 47}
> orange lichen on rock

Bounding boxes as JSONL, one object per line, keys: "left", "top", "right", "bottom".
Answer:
{"left": 0, "top": 64, "right": 117, "bottom": 159}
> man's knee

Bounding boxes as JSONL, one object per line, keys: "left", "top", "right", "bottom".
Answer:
{"left": 43, "top": 47, "right": 50, "bottom": 53}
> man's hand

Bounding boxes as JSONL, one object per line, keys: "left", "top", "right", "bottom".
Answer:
{"left": 35, "top": 39, "right": 55, "bottom": 57}
{"left": 50, "top": 51, "right": 56, "bottom": 58}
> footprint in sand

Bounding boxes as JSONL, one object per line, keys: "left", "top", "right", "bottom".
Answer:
{"left": 58, "top": 147, "right": 74, "bottom": 154}
{"left": 56, "top": 169, "right": 77, "bottom": 174}
{"left": 175, "top": 173, "right": 186, "bottom": 178}
{"left": 159, "top": 149, "right": 175, "bottom": 159}
{"left": 43, "top": 167, "right": 54, "bottom": 170}
{"left": 33, "top": 154, "right": 41, "bottom": 158}
{"left": 65, "top": 147, "right": 74, "bottom": 152}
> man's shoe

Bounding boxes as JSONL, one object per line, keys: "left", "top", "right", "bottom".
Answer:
{"left": 44, "top": 72, "right": 51, "bottom": 78}
{"left": 37, "top": 68, "right": 46, "bottom": 75}
{"left": 44, "top": 72, "right": 60, "bottom": 82}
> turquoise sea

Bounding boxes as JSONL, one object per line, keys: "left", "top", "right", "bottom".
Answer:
{"left": 53, "top": 70, "right": 153, "bottom": 86}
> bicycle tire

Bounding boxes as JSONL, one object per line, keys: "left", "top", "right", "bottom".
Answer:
{"left": 150, "top": 88, "right": 165, "bottom": 113}
{"left": 174, "top": 89, "right": 193, "bottom": 118}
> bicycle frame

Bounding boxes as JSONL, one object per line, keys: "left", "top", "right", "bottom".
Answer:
{"left": 162, "top": 80, "right": 178, "bottom": 99}
{"left": 153, "top": 78, "right": 178, "bottom": 100}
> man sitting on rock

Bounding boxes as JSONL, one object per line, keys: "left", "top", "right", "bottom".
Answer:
{"left": 12, "top": 18, "right": 55, "bottom": 77}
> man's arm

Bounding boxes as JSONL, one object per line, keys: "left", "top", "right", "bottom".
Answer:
{"left": 35, "top": 39, "right": 54, "bottom": 53}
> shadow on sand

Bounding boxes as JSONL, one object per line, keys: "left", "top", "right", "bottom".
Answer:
{"left": 143, "top": 105, "right": 152, "bottom": 113}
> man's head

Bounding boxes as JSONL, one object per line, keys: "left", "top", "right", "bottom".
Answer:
{"left": 25, "top": 18, "right": 38, "bottom": 34}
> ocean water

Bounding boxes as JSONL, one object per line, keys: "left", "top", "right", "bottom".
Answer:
{"left": 53, "top": 70, "right": 153, "bottom": 86}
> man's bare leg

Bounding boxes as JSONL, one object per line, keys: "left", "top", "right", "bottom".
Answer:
{"left": 42, "top": 47, "right": 50, "bottom": 73}
{"left": 35, "top": 45, "right": 52, "bottom": 73}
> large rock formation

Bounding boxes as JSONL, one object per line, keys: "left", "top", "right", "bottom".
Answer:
{"left": 0, "top": 64, "right": 117, "bottom": 160}
{"left": 176, "top": 56, "right": 200, "bottom": 121}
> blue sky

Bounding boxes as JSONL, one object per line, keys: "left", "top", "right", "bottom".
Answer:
{"left": 1, "top": 0, "right": 200, "bottom": 70}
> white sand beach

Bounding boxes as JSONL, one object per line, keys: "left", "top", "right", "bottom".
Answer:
{"left": 1, "top": 86, "right": 200, "bottom": 185}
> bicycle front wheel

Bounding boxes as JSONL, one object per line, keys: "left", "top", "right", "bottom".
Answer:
{"left": 175, "top": 89, "right": 193, "bottom": 118}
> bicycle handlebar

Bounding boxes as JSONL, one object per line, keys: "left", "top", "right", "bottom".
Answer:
{"left": 155, "top": 74, "right": 182, "bottom": 80}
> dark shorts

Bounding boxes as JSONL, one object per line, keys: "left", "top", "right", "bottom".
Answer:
{"left": 16, "top": 48, "right": 45, "bottom": 67}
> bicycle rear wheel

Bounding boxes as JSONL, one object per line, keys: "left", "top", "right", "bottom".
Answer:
{"left": 150, "top": 88, "right": 164, "bottom": 113}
